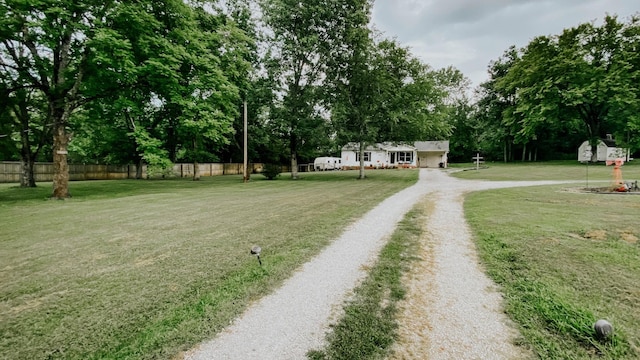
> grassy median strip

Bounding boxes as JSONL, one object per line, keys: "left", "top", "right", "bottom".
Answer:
{"left": 465, "top": 183, "right": 640, "bottom": 358}
{"left": 0, "top": 170, "right": 418, "bottom": 360}
{"left": 307, "top": 206, "right": 424, "bottom": 360}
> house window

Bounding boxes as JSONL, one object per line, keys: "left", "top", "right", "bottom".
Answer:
{"left": 356, "top": 152, "right": 371, "bottom": 162}
{"left": 397, "top": 152, "right": 413, "bottom": 163}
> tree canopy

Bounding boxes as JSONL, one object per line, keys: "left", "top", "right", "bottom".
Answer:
{"left": 1, "top": 0, "right": 253, "bottom": 191}
{"left": 260, "top": 0, "right": 336, "bottom": 179}
{"left": 470, "top": 14, "right": 640, "bottom": 162}
{"left": 1, "top": 0, "right": 471, "bottom": 187}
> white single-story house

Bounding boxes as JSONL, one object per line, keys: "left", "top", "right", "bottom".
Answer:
{"left": 578, "top": 138, "right": 630, "bottom": 162}
{"left": 415, "top": 141, "right": 450, "bottom": 168}
{"left": 340, "top": 141, "right": 450, "bottom": 169}
{"left": 341, "top": 142, "right": 417, "bottom": 169}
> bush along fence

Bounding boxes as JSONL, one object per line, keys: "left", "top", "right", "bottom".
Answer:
{"left": 0, "top": 162, "right": 285, "bottom": 183}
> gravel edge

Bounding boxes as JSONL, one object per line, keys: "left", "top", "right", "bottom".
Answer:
{"left": 183, "top": 170, "right": 433, "bottom": 360}
{"left": 183, "top": 170, "right": 573, "bottom": 360}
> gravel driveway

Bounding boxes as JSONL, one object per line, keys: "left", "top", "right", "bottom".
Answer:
{"left": 183, "top": 169, "right": 570, "bottom": 360}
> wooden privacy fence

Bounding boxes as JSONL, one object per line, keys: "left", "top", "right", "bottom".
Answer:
{"left": 0, "top": 162, "right": 275, "bottom": 183}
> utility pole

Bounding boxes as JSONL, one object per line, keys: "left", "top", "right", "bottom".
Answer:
{"left": 243, "top": 101, "right": 249, "bottom": 183}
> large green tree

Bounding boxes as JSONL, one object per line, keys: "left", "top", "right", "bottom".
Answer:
{"left": 323, "top": 0, "right": 373, "bottom": 180}
{"left": 475, "top": 46, "right": 526, "bottom": 162}
{"left": 499, "top": 15, "right": 640, "bottom": 161}
{"left": 163, "top": 5, "right": 248, "bottom": 180}
{"left": 0, "top": 1, "right": 144, "bottom": 197}
{"left": 69, "top": 1, "right": 198, "bottom": 178}
{"left": 66, "top": 1, "right": 253, "bottom": 180}
{"left": 447, "top": 98, "right": 478, "bottom": 162}
{"left": 261, "top": 0, "right": 336, "bottom": 179}
{"left": 327, "top": 1, "right": 455, "bottom": 178}
{"left": 0, "top": 0, "right": 249, "bottom": 192}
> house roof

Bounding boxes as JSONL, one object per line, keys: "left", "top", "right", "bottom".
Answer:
{"left": 341, "top": 142, "right": 416, "bottom": 152}
{"left": 380, "top": 143, "right": 416, "bottom": 152}
{"left": 414, "top": 141, "right": 450, "bottom": 152}
{"left": 342, "top": 141, "right": 451, "bottom": 152}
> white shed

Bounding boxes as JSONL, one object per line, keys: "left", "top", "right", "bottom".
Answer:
{"left": 578, "top": 139, "right": 629, "bottom": 162}
{"left": 341, "top": 142, "right": 417, "bottom": 169}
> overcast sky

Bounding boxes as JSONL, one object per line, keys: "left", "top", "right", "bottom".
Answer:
{"left": 371, "top": 0, "right": 638, "bottom": 90}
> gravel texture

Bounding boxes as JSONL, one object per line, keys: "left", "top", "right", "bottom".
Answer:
{"left": 388, "top": 170, "right": 567, "bottom": 360}
{"left": 183, "top": 169, "right": 571, "bottom": 360}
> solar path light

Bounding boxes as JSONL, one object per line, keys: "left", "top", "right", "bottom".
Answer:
{"left": 250, "top": 245, "right": 262, "bottom": 266}
{"left": 594, "top": 319, "right": 613, "bottom": 340}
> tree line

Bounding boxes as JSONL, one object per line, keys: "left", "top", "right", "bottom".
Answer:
{"left": 2, "top": 1, "right": 639, "bottom": 198}
{"left": 1, "top": 0, "right": 465, "bottom": 197}
{"left": 453, "top": 14, "right": 640, "bottom": 163}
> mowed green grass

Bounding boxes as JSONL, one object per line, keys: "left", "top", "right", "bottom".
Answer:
{"left": 451, "top": 159, "right": 640, "bottom": 182}
{"left": 459, "top": 163, "right": 640, "bottom": 358}
{"left": 0, "top": 170, "right": 418, "bottom": 360}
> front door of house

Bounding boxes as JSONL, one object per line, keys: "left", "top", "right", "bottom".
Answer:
{"left": 390, "top": 153, "right": 396, "bottom": 164}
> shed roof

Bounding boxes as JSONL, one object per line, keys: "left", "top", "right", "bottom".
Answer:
{"left": 581, "top": 139, "right": 624, "bottom": 148}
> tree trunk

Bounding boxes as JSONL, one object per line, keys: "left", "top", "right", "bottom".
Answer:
{"left": 512, "top": 139, "right": 516, "bottom": 161}
{"left": 134, "top": 157, "right": 142, "bottom": 179}
{"left": 290, "top": 133, "right": 298, "bottom": 180}
{"left": 193, "top": 161, "right": 200, "bottom": 181}
{"left": 503, "top": 141, "right": 508, "bottom": 163}
{"left": 590, "top": 143, "right": 598, "bottom": 163}
{"left": 16, "top": 95, "right": 39, "bottom": 188}
{"left": 167, "top": 118, "right": 178, "bottom": 162}
{"left": 19, "top": 158, "right": 37, "bottom": 187}
{"left": 521, "top": 143, "right": 527, "bottom": 162}
{"left": 192, "top": 138, "right": 200, "bottom": 181}
{"left": 52, "top": 123, "right": 70, "bottom": 199}
{"left": 136, "top": 158, "right": 143, "bottom": 179}
{"left": 290, "top": 152, "right": 298, "bottom": 180}
{"left": 19, "top": 138, "right": 37, "bottom": 187}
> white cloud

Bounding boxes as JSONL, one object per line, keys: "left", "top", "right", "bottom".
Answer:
{"left": 372, "top": 0, "right": 639, "bottom": 88}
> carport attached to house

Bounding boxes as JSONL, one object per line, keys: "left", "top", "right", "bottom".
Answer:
{"left": 415, "top": 141, "right": 450, "bottom": 168}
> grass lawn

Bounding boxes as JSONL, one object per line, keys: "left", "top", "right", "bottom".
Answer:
{"left": 3, "top": 162, "right": 640, "bottom": 359}
{"left": 0, "top": 169, "right": 418, "bottom": 360}
{"left": 450, "top": 159, "right": 640, "bottom": 182}
{"left": 311, "top": 162, "right": 640, "bottom": 359}
{"left": 458, "top": 162, "right": 640, "bottom": 358}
